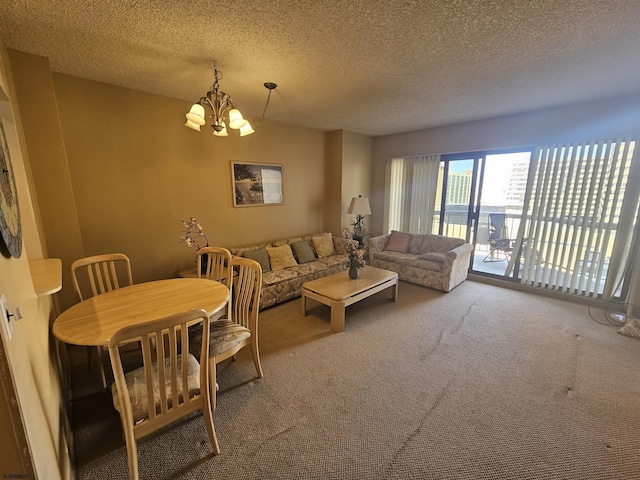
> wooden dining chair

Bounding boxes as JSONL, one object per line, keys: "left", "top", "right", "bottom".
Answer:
{"left": 197, "top": 246, "right": 233, "bottom": 320}
{"left": 108, "top": 308, "right": 219, "bottom": 480}
{"left": 196, "top": 246, "right": 232, "bottom": 282}
{"left": 71, "top": 253, "right": 133, "bottom": 300}
{"left": 71, "top": 253, "right": 134, "bottom": 387}
{"left": 190, "top": 257, "right": 263, "bottom": 408}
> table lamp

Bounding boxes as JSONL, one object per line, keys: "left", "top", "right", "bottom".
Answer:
{"left": 347, "top": 195, "right": 372, "bottom": 241}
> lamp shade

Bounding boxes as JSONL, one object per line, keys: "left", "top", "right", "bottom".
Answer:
{"left": 228, "top": 109, "right": 246, "bottom": 129}
{"left": 184, "top": 119, "right": 202, "bottom": 132}
{"left": 185, "top": 104, "right": 206, "bottom": 125}
{"left": 347, "top": 196, "right": 372, "bottom": 215}
{"left": 239, "top": 121, "right": 255, "bottom": 136}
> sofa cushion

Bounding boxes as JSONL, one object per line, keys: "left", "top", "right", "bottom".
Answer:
{"left": 315, "top": 254, "right": 349, "bottom": 268}
{"left": 408, "top": 234, "right": 424, "bottom": 254}
{"left": 312, "top": 233, "right": 336, "bottom": 257}
{"left": 420, "top": 234, "right": 464, "bottom": 253}
{"left": 375, "top": 251, "right": 411, "bottom": 263}
{"left": 261, "top": 260, "right": 340, "bottom": 287}
{"left": 242, "top": 247, "right": 271, "bottom": 272}
{"left": 385, "top": 231, "right": 411, "bottom": 253}
{"left": 266, "top": 244, "right": 298, "bottom": 270}
{"left": 411, "top": 258, "right": 444, "bottom": 273}
{"left": 291, "top": 240, "right": 316, "bottom": 264}
{"left": 418, "top": 251, "right": 447, "bottom": 263}
{"left": 112, "top": 353, "right": 200, "bottom": 424}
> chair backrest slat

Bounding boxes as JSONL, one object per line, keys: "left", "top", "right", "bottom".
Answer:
{"left": 140, "top": 334, "right": 156, "bottom": 421}
{"left": 180, "top": 327, "right": 189, "bottom": 403}
{"left": 168, "top": 327, "right": 179, "bottom": 410}
{"left": 107, "top": 260, "right": 120, "bottom": 290}
{"left": 157, "top": 329, "right": 169, "bottom": 416}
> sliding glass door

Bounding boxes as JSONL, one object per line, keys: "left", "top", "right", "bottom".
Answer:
{"left": 471, "top": 151, "right": 533, "bottom": 278}
{"left": 435, "top": 150, "right": 532, "bottom": 279}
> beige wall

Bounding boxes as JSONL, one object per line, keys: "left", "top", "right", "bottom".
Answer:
{"left": 8, "top": 50, "right": 84, "bottom": 318}
{"left": 370, "top": 95, "right": 640, "bottom": 236}
{"left": 341, "top": 130, "right": 372, "bottom": 232}
{"left": 325, "top": 130, "right": 373, "bottom": 234}
{"left": 0, "top": 46, "right": 71, "bottom": 479}
{"left": 9, "top": 50, "right": 334, "bottom": 311}
{"left": 324, "top": 131, "right": 344, "bottom": 234}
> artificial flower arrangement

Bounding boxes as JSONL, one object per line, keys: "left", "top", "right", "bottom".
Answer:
{"left": 179, "top": 217, "right": 209, "bottom": 250}
{"left": 343, "top": 228, "right": 366, "bottom": 270}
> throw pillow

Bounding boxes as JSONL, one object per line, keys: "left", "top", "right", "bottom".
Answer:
{"left": 385, "top": 231, "right": 411, "bottom": 253}
{"left": 418, "top": 251, "right": 447, "bottom": 263}
{"left": 291, "top": 240, "right": 316, "bottom": 264}
{"left": 312, "top": 233, "right": 336, "bottom": 257}
{"left": 266, "top": 244, "right": 298, "bottom": 270}
{"left": 242, "top": 248, "right": 271, "bottom": 272}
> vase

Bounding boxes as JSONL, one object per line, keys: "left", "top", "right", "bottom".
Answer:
{"left": 200, "top": 253, "right": 209, "bottom": 275}
{"left": 349, "top": 265, "right": 359, "bottom": 279}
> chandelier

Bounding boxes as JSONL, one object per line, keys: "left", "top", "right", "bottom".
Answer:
{"left": 184, "top": 62, "right": 277, "bottom": 137}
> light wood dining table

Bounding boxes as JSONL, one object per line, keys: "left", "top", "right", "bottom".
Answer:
{"left": 53, "top": 278, "right": 230, "bottom": 346}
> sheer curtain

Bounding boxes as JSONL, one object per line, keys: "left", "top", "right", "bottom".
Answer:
{"left": 384, "top": 154, "right": 440, "bottom": 234}
{"left": 507, "top": 139, "right": 640, "bottom": 299}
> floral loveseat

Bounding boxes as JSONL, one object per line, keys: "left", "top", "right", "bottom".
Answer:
{"left": 229, "top": 232, "right": 349, "bottom": 309}
{"left": 368, "top": 231, "right": 473, "bottom": 292}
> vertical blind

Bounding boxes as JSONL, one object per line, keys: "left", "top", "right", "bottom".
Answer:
{"left": 384, "top": 155, "right": 440, "bottom": 234}
{"left": 508, "top": 139, "right": 640, "bottom": 299}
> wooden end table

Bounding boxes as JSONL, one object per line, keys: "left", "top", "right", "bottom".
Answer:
{"left": 301, "top": 266, "right": 398, "bottom": 332}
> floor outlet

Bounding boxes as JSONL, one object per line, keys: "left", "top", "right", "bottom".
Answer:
{"left": 0, "top": 294, "right": 12, "bottom": 340}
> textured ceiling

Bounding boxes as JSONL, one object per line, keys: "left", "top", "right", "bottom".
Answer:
{"left": 1, "top": 0, "right": 640, "bottom": 137}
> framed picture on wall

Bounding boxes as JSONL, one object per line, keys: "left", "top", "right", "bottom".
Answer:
{"left": 232, "top": 162, "right": 284, "bottom": 207}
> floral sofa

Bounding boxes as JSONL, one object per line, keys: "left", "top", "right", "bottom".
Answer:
{"left": 229, "top": 232, "right": 350, "bottom": 309}
{"left": 368, "top": 231, "right": 473, "bottom": 292}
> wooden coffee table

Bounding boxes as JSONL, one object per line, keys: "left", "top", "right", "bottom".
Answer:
{"left": 301, "top": 266, "right": 398, "bottom": 332}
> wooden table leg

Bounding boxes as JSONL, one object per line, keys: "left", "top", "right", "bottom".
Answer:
{"left": 330, "top": 300, "right": 346, "bottom": 332}
{"left": 301, "top": 290, "right": 307, "bottom": 316}
{"left": 392, "top": 281, "right": 398, "bottom": 301}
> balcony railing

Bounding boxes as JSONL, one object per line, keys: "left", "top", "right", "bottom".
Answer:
{"left": 433, "top": 209, "right": 613, "bottom": 295}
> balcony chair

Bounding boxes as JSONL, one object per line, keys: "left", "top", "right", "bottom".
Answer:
{"left": 483, "top": 213, "right": 514, "bottom": 262}
{"left": 108, "top": 308, "right": 219, "bottom": 480}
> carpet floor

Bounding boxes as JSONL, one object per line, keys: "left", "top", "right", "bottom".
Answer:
{"left": 69, "top": 279, "right": 640, "bottom": 479}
